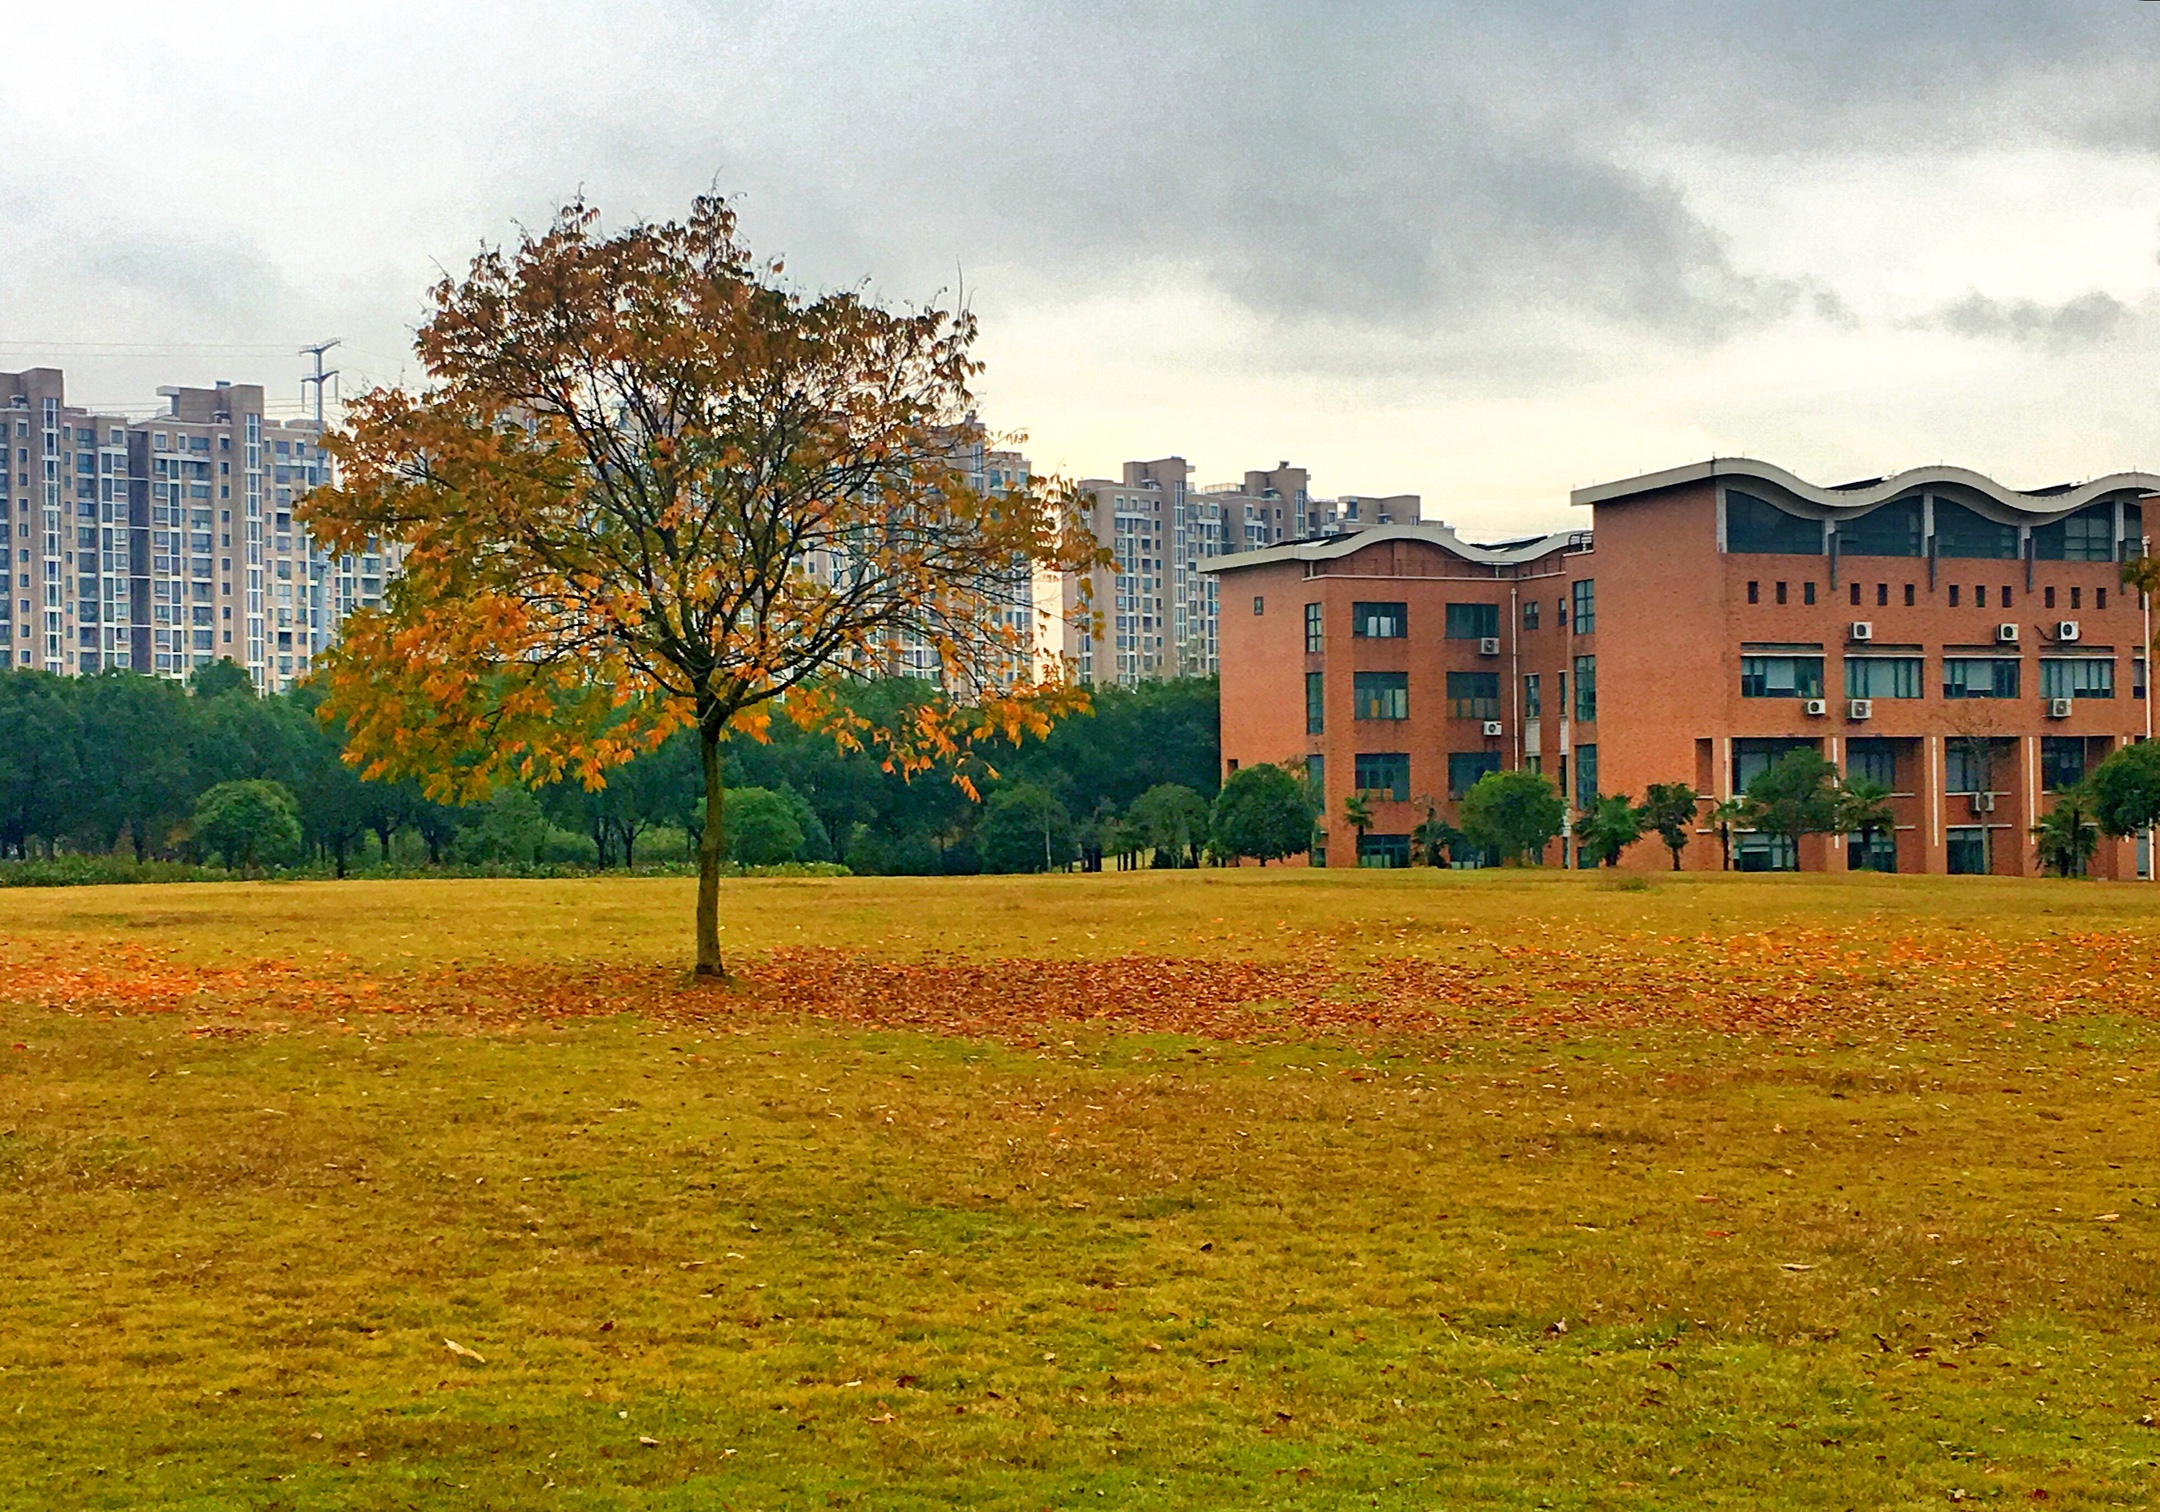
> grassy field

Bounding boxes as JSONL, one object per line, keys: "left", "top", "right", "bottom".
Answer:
{"left": 6, "top": 870, "right": 2160, "bottom": 1508}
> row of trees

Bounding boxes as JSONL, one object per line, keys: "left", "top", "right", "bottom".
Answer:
{"left": 0, "top": 665, "right": 1222, "bottom": 876}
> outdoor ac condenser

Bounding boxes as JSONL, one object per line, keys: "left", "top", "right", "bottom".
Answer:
{"left": 2056, "top": 621, "right": 2081, "bottom": 642}
{"left": 1478, "top": 636, "right": 1501, "bottom": 656}
{"left": 1804, "top": 698, "right": 1828, "bottom": 716}
{"left": 1849, "top": 621, "right": 1874, "bottom": 641}
{"left": 1996, "top": 623, "right": 2020, "bottom": 643}
{"left": 1847, "top": 698, "right": 1872, "bottom": 720}
{"left": 2047, "top": 697, "right": 2074, "bottom": 718}
{"left": 1482, "top": 720, "right": 1504, "bottom": 737}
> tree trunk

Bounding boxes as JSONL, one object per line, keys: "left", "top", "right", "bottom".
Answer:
{"left": 695, "top": 718, "right": 726, "bottom": 978}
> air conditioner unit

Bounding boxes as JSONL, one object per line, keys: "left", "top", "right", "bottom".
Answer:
{"left": 2047, "top": 697, "right": 2074, "bottom": 719}
{"left": 1849, "top": 621, "right": 1874, "bottom": 642}
{"left": 2056, "top": 620, "right": 2081, "bottom": 643}
{"left": 1847, "top": 698, "right": 1873, "bottom": 720}
{"left": 1971, "top": 792, "right": 1996, "bottom": 814}
{"left": 1482, "top": 720, "right": 1504, "bottom": 737}
{"left": 1995, "top": 623, "right": 2020, "bottom": 644}
{"left": 1477, "top": 636, "right": 1501, "bottom": 657}
{"left": 1803, "top": 698, "right": 1828, "bottom": 716}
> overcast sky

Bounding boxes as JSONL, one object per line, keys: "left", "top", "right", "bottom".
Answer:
{"left": 3, "top": 1, "right": 2157, "bottom": 536}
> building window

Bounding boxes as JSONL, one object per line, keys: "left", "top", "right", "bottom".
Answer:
{"left": 1573, "top": 744, "right": 1598, "bottom": 810}
{"left": 2040, "top": 736, "right": 2088, "bottom": 791}
{"left": 1838, "top": 497, "right": 1924, "bottom": 558}
{"left": 1735, "top": 833, "right": 1799, "bottom": 872}
{"left": 1253, "top": 595, "right": 1264, "bottom": 615}
{"left": 1945, "top": 739, "right": 2001, "bottom": 795}
{"left": 1934, "top": 501, "right": 2019, "bottom": 560}
{"left": 1740, "top": 654, "right": 1824, "bottom": 699}
{"left": 1845, "top": 737, "right": 1897, "bottom": 790}
{"left": 1747, "top": 580, "right": 1759, "bottom": 604}
{"left": 1304, "top": 602, "right": 1323, "bottom": 653}
{"left": 1353, "top": 671, "right": 1408, "bottom": 721}
{"left": 1523, "top": 673, "right": 1541, "bottom": 719}
{"left": 2099, "top": 587, "right": 2109, "bottom": 609}
{"left": 1448, "top": 752, "right": 1500, "bottom": 798}
{"left": 1843, "top": 656, "right": 1922, "bottom": 699}
{"left": 1942, "top": 657, "right": 2021, "bottom": 699}
{"left": 2032, "top": 503, "right": 2116, "bottom": 562}
{"left": 1355, "top": 751, "right": 1410, "bottom": 801}
{"left": 1844, "top": 828, "right": 1897, "bottom": 872}
{"left": 1571, "top": 579, "right": 1595, "bottom": 634}
{"left": 1352, "top": 601, "right": 1407, "bottom": 638}
{"left": 1727, "top": 491, "right": 1821, "bottom": 555}
{"left": 1947, "top": 827, "right": 1991, "bottom": 875}
{"left": 1849, "top": 582, "right": 1862, "bottom": 606}
{"left": 1306, "top": 671, "right": 1325, "bottom": 734}
{"left": 1306, "top": 754, "right": 1325, "bottom": 799}
{"left": 1733, "top": 737, "right": 1817, "bottom": 792}
{"left": 1447, "top": 671, "right": 1501, "bottom": 720}
{"left": 2040, "top": 657, "right": 2114, "bottom": 700}
{"left": 1775, "top": 581, "right": 1788, "bottom": 605}
{"left": 1443, "top": 602, "right": 1499, "bottom": 640}
{"left": 1803, "top": 581, "right": 1817, "bottom": 605}
{"left": 1573, "top": 655, "right": 1596, "bottom": 720}
{"left": 1357, "top": 833, "right": 1412, "bottom": 868}
{"left": 1522, "top": 599, "right": 1540, "bottom": 631}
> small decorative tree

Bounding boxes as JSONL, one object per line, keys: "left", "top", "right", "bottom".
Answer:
{"left": 1738, "top": 749, "right": 1842, "bottom": 867}
{"left": 1211, "top": 763, "right": 1320, "bottom": 866}
{"left": 1457, "top": 769, "right": 1565, "bottom": 865}
{"left": 1127, "top": 782, "right": 1209, "bottom": 869}
{"left": 2086, "top": 741, "right": 2160, "bottom": 842}
{"left": 1637, "top": 782, "right": 1700, "bottom": 871}
{"left": 1411, "top": 798, "right": 1462, "bottom": 868}
{"left": 1342, "top": 792, "right": 1374, "bottom": 856}
{"left": 2032, "top": 788, "right": 2100, "bottom": 878}
{"left": 1708, "top": 795, "right": 1748, "bottom": 871}
{"left": 1837, "top": 776, "right": 1895, "bottom": 872}
{"left": 1576, "top": 792, "right": 1644, "bottom": 868}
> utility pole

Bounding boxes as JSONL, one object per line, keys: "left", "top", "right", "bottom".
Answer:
{"left": 299, "top": 338, "right": 342, "bottom": 428}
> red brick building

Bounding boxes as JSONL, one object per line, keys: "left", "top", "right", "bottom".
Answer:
{"left": 1206, "top": 460, "right": 2160, "bottom": 876}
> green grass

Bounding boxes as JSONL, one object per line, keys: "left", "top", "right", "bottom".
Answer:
{"left": 6, "top": 871, "right": 2160, "bottom": 1507}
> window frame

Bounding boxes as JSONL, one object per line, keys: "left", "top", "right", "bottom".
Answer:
{"left": 1352, "top": 670, "right": 1409, "bottom": 721}
{"left": 1350, "top": 600, "right": 1407, "bottom": 639}
{"left": 1446, "top": 670, "right": 1502, "bottom": 721}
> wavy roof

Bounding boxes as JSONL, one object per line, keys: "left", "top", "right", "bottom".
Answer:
{"left": 1199, "top": 523, "right": 1588, "bottom": 574}
{"left": 1571, "top": 458, "right": 2160, "bottom": 519}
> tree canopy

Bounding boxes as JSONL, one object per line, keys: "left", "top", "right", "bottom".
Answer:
{"left": 1457, "top": 769, "right": 1564, "bottom": 864}
{"left": 303, "top": 192, "right": 1104, "bottom": 973}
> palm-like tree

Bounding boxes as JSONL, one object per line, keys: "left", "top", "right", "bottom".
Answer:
{"left": 1838, "top": 776, "right": 1895, "bottom": 872}
{"left": 2033, "top": 788, "right": 2100, "bottom": 877}
{"left": 1343, "top": 792, "right": 1375, "bottom": 858}
{"left": 1709, "top": 795, "right": 1749, "bottom": 871}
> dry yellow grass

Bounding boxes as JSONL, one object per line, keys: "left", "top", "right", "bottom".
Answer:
{"left": 4, "top": 869, "right": 2160, "bottom": 1508}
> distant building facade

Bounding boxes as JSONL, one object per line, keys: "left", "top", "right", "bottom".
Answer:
{"left": 1040, "top": 456, "right": 1420, "bottom": 686}
{"left": 1209, "top": 458, "right": 2160, "bottom": 878}
{"left": 0, "top": 368, "right": 379, "bottom": 691}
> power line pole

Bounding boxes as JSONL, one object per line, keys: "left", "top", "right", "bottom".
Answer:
{"left": 299, "top": 338, "right": 342, "bottom": 428}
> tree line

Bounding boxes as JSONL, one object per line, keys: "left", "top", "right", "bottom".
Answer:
{"left": 0, "top": 666, "right": 1224, "bottom": 877}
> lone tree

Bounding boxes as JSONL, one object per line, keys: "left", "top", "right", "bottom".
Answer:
{"left": 2086, "top": 740, "right": 2160, "bottom": 841}
{"left": 304, "top": 193, "right": 1101, "bottom": 975}
{"left": 1637, "top": 781, "right": 1700, "bottom": 870}
{"left": 2032, "top": 788, "right": 2100, "bottom": 878}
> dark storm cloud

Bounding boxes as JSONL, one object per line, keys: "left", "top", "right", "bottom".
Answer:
{"left": 669, "top": 0, "right": 2159, "bottom": 343}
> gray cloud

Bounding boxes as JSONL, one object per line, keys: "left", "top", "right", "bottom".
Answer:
{"left": 1929, "top": 290, "right": 2132, "bottom": 348}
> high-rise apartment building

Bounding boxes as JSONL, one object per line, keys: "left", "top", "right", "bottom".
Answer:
{"left": 0, "top": 368, "right": 377, "bottom": 691}
{"left": 1038, "top": 456, "right": 1420, "bottom": 686}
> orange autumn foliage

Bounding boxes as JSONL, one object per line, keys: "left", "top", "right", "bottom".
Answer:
{"left": 301, "top": 194, "right": 1107, "bottom": 973}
